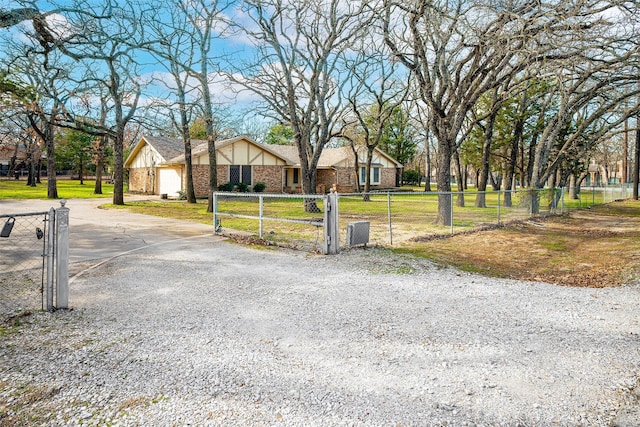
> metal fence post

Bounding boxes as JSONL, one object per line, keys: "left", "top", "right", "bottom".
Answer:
{"left": 259, "top": 195, "right": 264, "bottom": 238}
{"left": 387, "top": 192, "right": 393, "bottom": 245}
{"left": 46, "top": 207, "right": 55, "bottom": 312}
{"left": 497, "top": 189, "right": 501, "bottom": 224}
{"left": 55, "top": 200, "right": 69, "bottom": 309}
{"left": 213, "top": 193, "right": 219, "bottom": 232}
{"left": 450, "top": 192, "right": 454, "bottom": 234}
{"left": 323, "top": 190, "right": 339, "bottom": 255}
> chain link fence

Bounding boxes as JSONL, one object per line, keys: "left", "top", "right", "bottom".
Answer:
{"left": 213, "top": 192, "right": 326, "bottom": 252}
{"left": 0, "top": 212, "right": 49, "bottom": 316}
{"left": 340, "top": 185, "right": 634, "bottom": 246}
{"left": 213, "top": 185, "right": 633, "bottom": 251}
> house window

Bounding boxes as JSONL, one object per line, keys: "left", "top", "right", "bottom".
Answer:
{"left": 242, "top": 165, "right": 252, "bottom": 184}
{"left": 230, "top": 165, "right": 252, "bottom": 185}
{"left": 293, "top": 168, "right": 299, "bottom": 184}
{"left": 359, "top": 167, "right": 381, "bottom": 185}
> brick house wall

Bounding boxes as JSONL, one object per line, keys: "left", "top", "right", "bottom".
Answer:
{"left": 253, "top": 165, "right": 282, "bottom": 192}
{"left": 381, "top": 167, "right": 397, "bottom": 188}
{"left": 191, "top": 165, "right": 209, "bottom": 197}
{"left": 335, "top": 167, "right": 357, "bottom": 193}
{"left": 191, "top": 164, "right": 230, "bottom": 197}
{"left": 316, "top": 169, "right": 336, "bottom": 194}
{"left": 128, "top": 168, "right": 155, "bottom": 194}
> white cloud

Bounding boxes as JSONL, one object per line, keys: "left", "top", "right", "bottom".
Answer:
{"left": 141, "top": 69, "right": 262, "bottom": 108}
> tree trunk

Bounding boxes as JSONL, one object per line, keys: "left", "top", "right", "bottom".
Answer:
{"left": 454, "top": 151, "right": 464, "bottom": 207}
{"left": 435, "top": 140, "right": 452, "bottom": 226}
{"left": 94, "top": 137, "right": 106, "bottom": 195}
{"left": 505, "top": 96, "right": 526, "bottom": 207}
{"left": 302, "top": 168, "right": 321, "bottom": 213}
{"left": 363, "top": 146, "right": 374, "bottom": 202}
{"left": 527, "top": 131, "right": 539, "bottom": 190}
{"left": 504, "top": 130, "right": 521, "bottom": 208}
{"left": 79, "top": 157, "right": 84, "bottom": 185}
{"left": 206, "top": 134, "right": 217, "bottom": 212}
{"left": 490, "top": 173, "right": 501, "bottom": 191}
{"left": 27, "top": 152, "right": 36, "bottom": 187}
{"left": 183, "top": 135, "right": 196, "bottom": 203}
{"left": 350, "top": 143, "right": 361, "bottom": 193}
{"left": 424, "top": 137, "right": 432, "bottom": 192}
{"left": 36, "top": 157, "right": 42, "bottom": 183}
{"left": 463, "top": 165, "right": 468, "bottom": 190}
{"left": 44, "top": 123, "right": 58, "bottom": 198}
{"left": 569, "top": 174, "right": 577, "bottom": 199}
{"left": 475, "top": 100, "right": 498, "bottom": 208}
{"left": 623, "top": 118, "right": 629, "bottom": 184}
{"left": 113, "top": 127, "right": 125, "bottom": 205}
{"left": 573, "top": 172, "right": 588, "bottom": 199}
{"left": 633, "top": 110, "right": 640, "bottom": 200}
{"left": 95, "top": 157, "right": 103, "bottom": 194}
{"left": 176, "top": 77, "right": 196, "bottom": 203}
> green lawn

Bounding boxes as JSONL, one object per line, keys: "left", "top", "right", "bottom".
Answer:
{"left": 102, "top": 187, "right": 615, "bottom": 243}
{"left": 0, "top": 179, "right": 115, "bottom": 200}
{"left": 0, "top": 177, "right": 619, "bottom": 247}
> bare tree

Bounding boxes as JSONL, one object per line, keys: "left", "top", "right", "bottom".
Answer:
{"left": 0, "top": 7, "right": 40, "bottom": 28}
{"left": 2, "top": 37, "right": 75, "bottom": 197}
{"left": 229, "top": 0, "right": 375, "bottom": 211}
{"left": 344, "top": 38, "right": 409, "bottom": 200}
{"left": 47, "top": 1, "right": 146, "bottom": 205}
{"left": 529, "top": 59, "right": 640, "bottom": 211}
{"left": 156, "top": 0, "right": 233, "bottom": 211}
{"left": 383, "top": 0, "right": 632, "bottom": 224}
{"left": 147, "top": 1, "right": 205, "bottom": 204}
{"left": 408, "top": 99, "right": 434, "bottom": 192}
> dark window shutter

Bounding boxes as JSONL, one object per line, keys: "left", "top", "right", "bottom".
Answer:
{"left": 242, "top": 165, "right": 252, "bottom": 184}
{"left": 230, "top": 165, "right": 240, "bottom": 184}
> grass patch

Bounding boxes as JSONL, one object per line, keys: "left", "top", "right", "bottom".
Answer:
{"left": 0, "top": 179, "right": 115, "bottom": 200}
{"left": 539, "top": 236, "right": 568, "bottom": 251}
{"left": 397, "top": 200, "right": 640, "bottom": 287}
{"left": 0, "top": 382, "right": 61, "bottom": 426}
{"left": 104, "top": 200, "right": 212, "bottom": 224}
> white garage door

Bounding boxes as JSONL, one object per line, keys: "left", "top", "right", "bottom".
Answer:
{"left": 158, "top": 168, "right": 181, "bottom": 197}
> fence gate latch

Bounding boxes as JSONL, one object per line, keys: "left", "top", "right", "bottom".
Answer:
{"left": 1, "top": 217, "right": 15, "bottom": 238}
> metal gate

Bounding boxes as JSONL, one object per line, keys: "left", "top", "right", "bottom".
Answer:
{"left": 0, "top": 203, "right": 69, "bottom": 316}
{"left": 0, "top": 211, "right": 48, "bottom": 316}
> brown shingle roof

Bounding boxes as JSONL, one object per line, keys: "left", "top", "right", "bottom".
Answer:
{"left": 142, "top": 136, "right": 187, "bottom": 161}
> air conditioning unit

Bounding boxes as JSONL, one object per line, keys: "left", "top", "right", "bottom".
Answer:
{"left": 346, "top": 221, "right": 370, "bottom": 247}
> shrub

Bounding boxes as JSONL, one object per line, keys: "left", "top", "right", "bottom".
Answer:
{"left": 253, "top": 182, "right": 266, "bottom": 193}
{"left": 218, "top": 182, "right": 234, "bottom": 192}
{"left": 236, "top": 182, "right": 249, "bottom": 192}
{"left": 403, "top": 169, "right": 422, "bottom": 186}
{"left": 177, "top": 189, "right": 187, "bottom": 200}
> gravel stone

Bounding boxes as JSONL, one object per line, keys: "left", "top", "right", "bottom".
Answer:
{"left": 1, "top": 240, "right": 639, "bottom": 426}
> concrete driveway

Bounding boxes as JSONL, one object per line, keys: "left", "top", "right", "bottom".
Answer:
{"left": 0, "top": 196, "right": 219, "bottom": 276}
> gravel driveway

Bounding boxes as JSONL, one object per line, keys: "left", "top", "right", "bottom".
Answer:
{"left": 2, "top": 203, "right": 640, "bottom": 426}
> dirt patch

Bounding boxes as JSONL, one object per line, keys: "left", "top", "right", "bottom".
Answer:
{"left": 403, "top": 200, "right": 640, "bottom": 288}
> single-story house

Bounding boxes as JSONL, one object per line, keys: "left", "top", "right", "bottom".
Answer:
{"left": 0, "top": 140, "right": 44, "bottom": 178}
{"left": 125, "top": 135, "right": 402, "bottom": 197}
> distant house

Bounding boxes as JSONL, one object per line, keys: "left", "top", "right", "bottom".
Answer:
{"left": 125, "top": 135, "right": 401, "bottom": 197}
{"left": 0, "top": 139, "right": 44, "bottom": 178}
{"left": 266, "top": 144, "right": 402, "bottom": 194}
